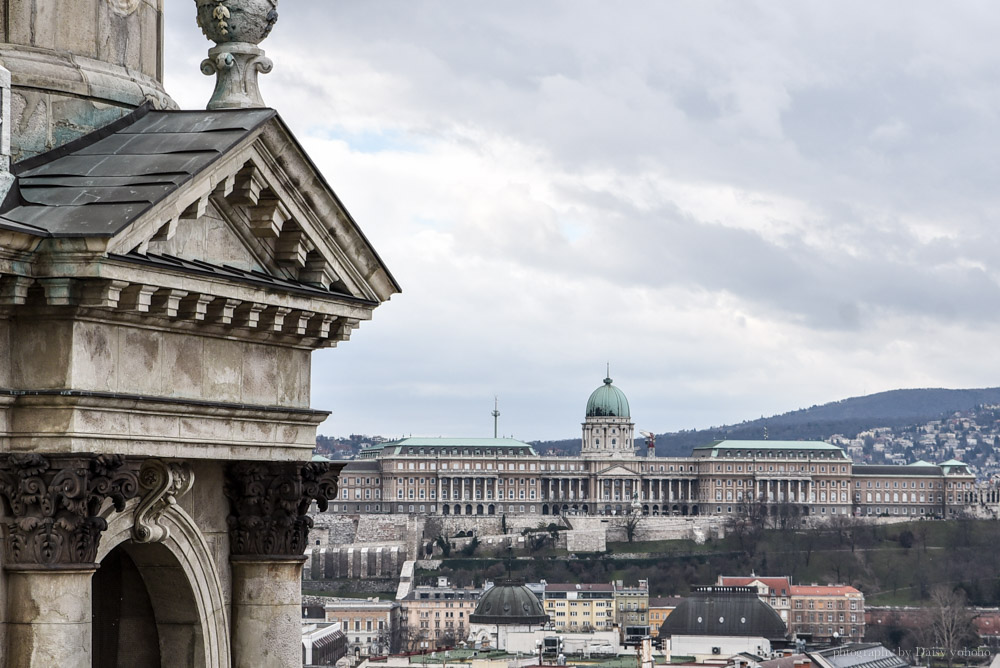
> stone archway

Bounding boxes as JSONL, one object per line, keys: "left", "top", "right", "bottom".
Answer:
{"left": 96, "top": 498, "right": 230, "bottom": 668}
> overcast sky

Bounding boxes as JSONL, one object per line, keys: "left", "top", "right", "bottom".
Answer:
{"left": 163, "top": 2, "right": 1000, "bottom": 441}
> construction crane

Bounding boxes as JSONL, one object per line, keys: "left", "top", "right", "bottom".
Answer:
{"left": 639, "top": 430, "right": 656, "bottom": 458}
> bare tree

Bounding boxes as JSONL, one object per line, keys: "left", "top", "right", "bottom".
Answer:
{"left": 621, "top": 512, "right": 642, "bottom": 543}
{"left": 924, "top": 586, "right": 979, "bottom": 668}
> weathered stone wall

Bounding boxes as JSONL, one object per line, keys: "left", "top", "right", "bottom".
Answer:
{"left": 561, "top": 530, "right": 606, "bottom": 552}
{"left": 300, "top": 578, "right": 397, "bottom": 596}
{"left": 7, "top": 318, "right": 311, "bottom": 408}
{"left": 303, "top": 544, "right": 409, "bottom": 580}
{"left": 355, "top": 514, "right": 411, "bottom": 543}
{"left": 1, "top": 0, "right": 173, "bottom": 161}
{"left": 176, "top": 460, "right": 234, "bottom": 608}
{"left": 0, "top": 319, "right": 10, "bottom": 386}
{"left": 312, "top": 514, "right": 358, "bottom": 547}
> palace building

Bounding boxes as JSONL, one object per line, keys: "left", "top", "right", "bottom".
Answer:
{"left": 334, "top": 377, "right": 976, "bottom": 520}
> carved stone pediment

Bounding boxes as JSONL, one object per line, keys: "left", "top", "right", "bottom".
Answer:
{"left": 0, "top": 107, "right": 398, "bottom": 349}
{"left": 597, "top": 465, "right": 639, "bottom": 477}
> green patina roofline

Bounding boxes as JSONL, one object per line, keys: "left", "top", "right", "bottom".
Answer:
{"left": 692, "top": 440, "right": 847, "bottom": 456}
{"left": 385, "top": 437, "right": 539, "bottom": 456}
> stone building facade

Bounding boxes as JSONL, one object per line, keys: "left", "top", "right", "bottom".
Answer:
{"left": 323, "top": 598, "right": 402, "bottom": 659}
{"left": 398, "top": 578, "right": 482, "bottom": 651}
{"left": 788, "top": 585, "right": 865, "bottom": 642}
{"left": 542, "top": 582, "right": 616, "bottom": 631}
{"left": 333, "top": 378, "right": 976, "bottom": 520}
{"left": 0, "top": 2, "right": 397, "bottom": 667}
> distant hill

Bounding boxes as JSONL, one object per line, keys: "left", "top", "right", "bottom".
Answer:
{"left": 531, "top": 387, "right": 1000, "bottom": 457}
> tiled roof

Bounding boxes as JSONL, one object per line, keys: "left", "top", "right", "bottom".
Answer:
{"left": 719, "top": 576, "right": 791, "bottom": 594}
{"left": 854, "top": 464, "right": 942, "bottom": 476}
{"left": 545, "top": 583, "right": 614, "bottom": 592}
{"left": 790, "top": 585, "right": 862, "bottom": 596}
{"left": 2, "top": 106, "right": 274, "bottom": 238}
{"left": 114, "top": 251, "right": 367, "bottom": 302}
{"left": 649, "top": 596, "right": 684, "bottom": 608}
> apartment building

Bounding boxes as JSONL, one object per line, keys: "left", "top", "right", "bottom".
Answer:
{"left": 788, "top": 585, "right": 865, "bottom": 641}
{"left": 324, "top": 598, "right": 402, "bottom": 659}
{"left": 398, "top": 578, "right": 482, "bottom": 651}
{"left": 543, "top": 583, "right": 616, "bottom": 631}
{"left": 648, "top": 596, "right": 682, "bottom": 638}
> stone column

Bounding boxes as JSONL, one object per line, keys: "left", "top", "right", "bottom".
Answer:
{"left": 0, "top": 454, "right": 140, "bottom": 668}
{"left": 225, "top": 460, "right": 341, "bottom": 668}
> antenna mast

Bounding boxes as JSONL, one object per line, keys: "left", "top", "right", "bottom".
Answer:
{"left": 492, "top": 396, "right": 500, "bottom": 438}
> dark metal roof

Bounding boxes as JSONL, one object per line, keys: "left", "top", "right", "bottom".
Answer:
{"left": 853, "top": 465, "right": 942, "bottom": 476}
{"left": 1, "top": 105, "right": 275, "bottom": 238}
{"left": 811, "top": 643, "right": 909, "bottom": 668}
{"left": 111, "top": 251, "right": 374, "bottom": 304}
{"left": 470, "top": 581, "right": 548, "bottom": 626}
{"left": 659, "top": 586, "right": 786, "bottom": 640}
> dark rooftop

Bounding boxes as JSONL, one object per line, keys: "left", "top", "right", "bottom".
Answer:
{"left": 659, "top": 586, "right": 786, "bottom": 640}
{"left": 1, "top": 105, "right": 274, "bottom": 238}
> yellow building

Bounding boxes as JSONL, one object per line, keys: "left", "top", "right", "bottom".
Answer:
{"left": 543, "top": 583, "right": 615, "bottom": 631}
{"left": 648, "top": 596, "right": 683, "bottom": 638}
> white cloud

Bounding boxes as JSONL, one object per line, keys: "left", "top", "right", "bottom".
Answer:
{"left": 164, "top": 2, "right": 1000, "bottom": 440}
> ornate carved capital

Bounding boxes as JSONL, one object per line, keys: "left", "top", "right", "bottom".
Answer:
{"left": 0, "top": 454, "right": 140, "bottom": 567}
{"left": 224, "top": 460, "right": 341, "bottom": 558}
{"left": 132, "top": 460, "right": 195, "bottom": 544}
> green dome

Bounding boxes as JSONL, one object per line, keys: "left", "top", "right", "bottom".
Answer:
{"left": 586, "top": 377, "right": 630, "bottom": 418}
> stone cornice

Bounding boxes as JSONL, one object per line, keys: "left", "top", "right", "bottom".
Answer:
{"left": 1, "top": 390, "right": 327, "bottom": 461}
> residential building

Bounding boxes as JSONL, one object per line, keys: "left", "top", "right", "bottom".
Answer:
{"left": 789, "top": 585, "right": 864, "bottom": 642}
{"left": 398, "top": 578, "right": 482, "bottom": 651}
{"left": 324, "top": 598, "right": 402, "bottom": 660}
{"left": 543, "top": 583, "right": 616, "bottom": 631}
{"left": 648, "top": 596, "right": 683, "bottom": 638}
{"left": 613, "top": 579, "right": 650, "bottom": 643}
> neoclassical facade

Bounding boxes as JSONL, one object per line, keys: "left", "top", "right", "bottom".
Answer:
{"left": 335, "top": 377, "right": 976, "bottom": 520}
{"left": 0, "top": 2, "right": 396, "bottom": 667}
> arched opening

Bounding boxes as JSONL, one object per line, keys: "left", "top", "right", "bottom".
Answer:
{"left": 541, "top": 504, "right": 549, "bottom": 515}
{"left": 691, "top": 505, "right": 700, "bottom": 516}
{"left": 642, "top": 505, "right": 649, "bottom": 515}
{"left": 93, "top": 541, "right": 204, "bottom": 668}
{"left": 581, "top": 504, "right": 589, "bottom": 514}
{"left": 552, "top": 505, "right": 560, "bottom": 515}
{"left": 454, "top": 504, "right": 461, "bottom": 515}
{"left": 465, "top": 504, "right": 473, "bottom": 515}
{"left": 476, "top": 504, "right": 484, "bottom": 515}
{"left": 443, "top": 505, "right": 450, "bottom": 515}
{"left": 488, "top": 504, "right": 495, "bottom": 515}
{"left": 681, "top": 505, "right": 689, "bottom": 516}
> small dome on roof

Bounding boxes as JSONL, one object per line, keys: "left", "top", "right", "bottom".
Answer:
{"left": 586, "top": 376, "right": 630, "bottom": 418}
{"left": 470, "top": 580, "right": 548, "bottom": 626}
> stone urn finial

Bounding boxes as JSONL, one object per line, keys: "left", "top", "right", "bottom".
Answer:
{"left": 196, "top": 0, "right": 279, "bottom": 110}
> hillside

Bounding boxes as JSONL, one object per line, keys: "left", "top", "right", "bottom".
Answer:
{"left": 532, "top": 386, "right": 1000, "bottom": 457}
